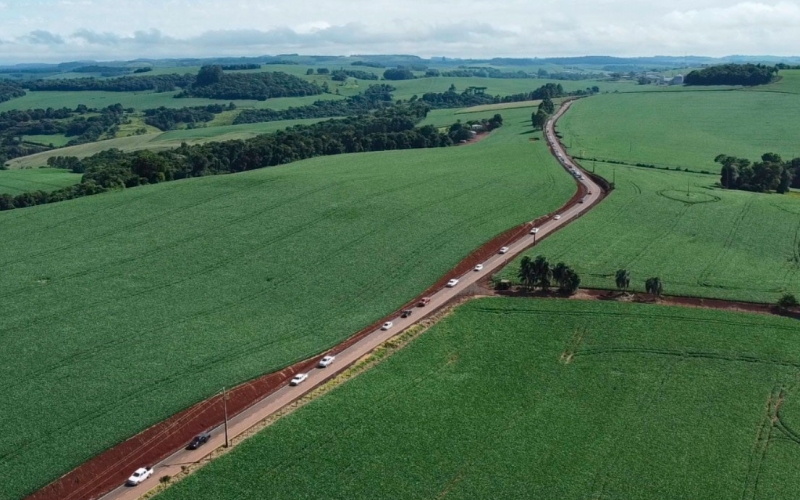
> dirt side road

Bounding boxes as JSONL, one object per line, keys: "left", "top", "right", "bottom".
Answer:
{"left": 29, "top": 100, "right": 603, "bottom": 500}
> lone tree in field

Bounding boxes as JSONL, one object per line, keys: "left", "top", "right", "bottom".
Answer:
{"left": 539, "top": 97, "right": 555, "bottom": 115}
{"left": 531, "top": 109, "right": 548, "bottom": 131}
{"left": 518, "top": 256, "right": 535, "bottom": 291}
{"left": 615, "top": 269, "right": 631, "bottom": 292}
{"left": 531, "top": 255, "right": 553, "bottom": 291}
{"left": 777, "top": 293, "right": 799, "bottom": 310}
{"left": 645, "top": 277, "right": 663, "bottom": 300}
{"left": 553, "top": 262, "right": 580, "bottom": 295}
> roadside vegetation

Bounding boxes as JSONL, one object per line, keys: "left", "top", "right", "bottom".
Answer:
{"left": 154, "top": 298, "right": 800, "bottom": 500}
{"left": 0, "top": 106, "right": 575, "bottom": 499}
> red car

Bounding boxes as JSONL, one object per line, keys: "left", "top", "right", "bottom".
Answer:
{"left": 417, "top": 297, "right": 431, "bottom": 307}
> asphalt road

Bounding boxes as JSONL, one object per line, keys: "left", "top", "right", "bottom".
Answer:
{"left": 98, "top": 99, "right": 601, "bottom": 500}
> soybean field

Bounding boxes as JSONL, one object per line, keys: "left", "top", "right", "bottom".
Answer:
{"left": 0, "top": 168, "right": 82, "bottom": 195}
{"left": 155, "top": 298, "right": 800, "bottom": 500}
{"left": 0, "top": 107, "right": 575, "bottom": 499}
{"left": 500, "top": 163, "right": 800, "bottom": 303}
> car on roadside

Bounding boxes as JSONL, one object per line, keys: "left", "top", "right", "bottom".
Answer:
{"left": 126, "top": 467, "right": 153, "bottom": 486}
{"left": 401, "top": 309, "right": 413, "bottom": 318}
{"left": 530, "top": 227, "right": 539, "bottom": 234}
{"left": 290, "top": 373, "right": 309, "bottom": 386}
{"left": 417, "top": 297, "right": 431, "bottom": 307}
{"left": 499, "top": 246, "right": 509, "bottom": 254}
{"left": 187, "top": 432, "right": 211, "bottom": 450}
{"left": 446, "top": 279, "right": 459, "bottom": 287}
{"left": 474, "top": 264, "right": 484, "bottom": 272}
{"left": 553, "top": 215, "right": 562, "bottom": 220}
{"left": 318, "top": 355, "right": 335, "bottom": 368}
{"left": 381, "top": 321, "right": 394, "bottom": 330}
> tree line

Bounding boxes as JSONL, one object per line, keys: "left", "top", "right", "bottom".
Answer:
{"left": 331, "top": 69, "right": 379, "bottom": 81}
{"left": 142, "top": 103, "right": 236, "bottom": 131}
{"left": 518, "top": 256, "right": 581, "bottom": 295}
{"left": 176, "top": 66, "right": 321, "bottom": 100}
{"left": 220, "top": 64, "right": 261, "bottom": 71}
{"left": 23, "top": 74, "right": 195, "bottom": 92}
{"left": 0, "top": 81, "right": 26, "bottom": 103}
{"left": 1, "top": 103, "right": 500, "bottom": 211}
{"left": 233, "top": 84, "right": 396, "bottom": 124}
{"left": 685, "top": 64, "right": 778, "bottom": 86}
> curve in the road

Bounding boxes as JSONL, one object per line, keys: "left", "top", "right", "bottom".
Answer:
{"left": 28, "top": 99, "right": 607, "bottom": 500}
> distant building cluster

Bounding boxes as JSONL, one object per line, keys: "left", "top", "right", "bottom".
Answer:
{"left": 639, "top": 73, "right": 684, "bottom": 85}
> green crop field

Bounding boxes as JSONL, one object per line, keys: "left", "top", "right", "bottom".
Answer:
{"left": 5, "top": 118, "right": 324, "bottom": 169}
{"left": 154, "top": 298, "right": 800, "bottom": 500}
{"left": 21, "top": 134, "right": 70, "bottom": 147}
{"left": 558, "top": 89, "right": 800, "bottom": 171}
{"left": 0, "top": 107, "right": 576, "bottom": 499}
{"left": 0, "top": 168, "right": 82, "bottom": 195}
{"left": 499, "top": 162, "right": 800, "bottom": 303}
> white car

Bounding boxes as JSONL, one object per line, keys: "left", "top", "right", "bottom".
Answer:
{"left": 290, "top": 373, "right": 309, "bottom": 386}
{"left": 499, "top": 246, "right": 509, "bottom": 254}
{"left": 474, "top": 264, "right": 484, "bottom": 272}
{"left": 530, "top": 227, "right": 539, "bottom": 234}
{"left": 126, "top": 467, "right": 153, "bottom": 486}
{"left": 381, "top": 321, "right": 393, "bottom": 330}
{"left": 446, "top": 279, "right": 459, "bottom": 287}
{"left": 318, "top": 356, "right": 335, "bottom": 368}
{"left": 553, "top": 215, "right": 562, "bottom": 220}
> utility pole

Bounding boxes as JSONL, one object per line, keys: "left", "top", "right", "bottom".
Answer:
{"left": 222, "top": 387, "right": 229, "bottom": 448}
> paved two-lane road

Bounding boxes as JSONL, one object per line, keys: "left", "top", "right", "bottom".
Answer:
{"left": 98, "top": 100, "right": 601, "bottom": 500}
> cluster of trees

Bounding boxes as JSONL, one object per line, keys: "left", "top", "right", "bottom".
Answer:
{"left": 0, "top": 104, "right": 127, "bottom": 163}
{"left": 446, "top": 114, "right": 504, "bottom": 142}
{"left": 142, "top": 103, "right": 236, "bottom": 131}
{"left": 0, "top": 81, "right": 26, "bottom": 103}
{"left": 23, "top": 74, "right": 195, "bottom": 92}
{"left": 233, "top": 84, "right": 396, "bottom": 123}
{"left": 220, "top": 64, "right": 261, "bottom": 71}
{"left": 133, "top": 67, "right": 153, "bottom": 74}
{"left": 177, "top": 66, "right": 321, "bottom": 100}
{"left": 383, "top": 68, "right": 416, "bottom": 80}
{"left": 715, "top": 153, "right": 800, "bottom": 193}
{"left": 685, "top": 64, "right": 778, "bottom": 86}
{"left": 531, "top": 97, "right": 556, "bottom": 130}
{"left": 3, "top": 103, "right": 467, "bottom": 211}
{"left": 615, "top": 269, "right": 664, "bottom": 299}
{"left": 331, "top": 69, "right": 379, "bottom": 81}
{"left": 518, "top": 256, "right": 581, "bottom": 295}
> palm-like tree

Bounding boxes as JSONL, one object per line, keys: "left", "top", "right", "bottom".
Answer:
{"left": 615, "top": 269, "right": 631, "bottom": 292}
{"left": 518, "top": 256, "right": 535, "bottom": 291}
{"left": 532, "top": 256, "right": 552, "bottom": 291}
{"left": 645, "top": 277, "right": 663, "bottom": 300}
{"left": 553, "top": 262, "right": 569, "bottom": 287}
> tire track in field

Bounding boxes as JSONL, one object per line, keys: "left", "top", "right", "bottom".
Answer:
{"left": 696, "top": 197, "right": 753, "bottom": 288}
{"left": 740, "top": 385, "right": 781, "bottom": 500}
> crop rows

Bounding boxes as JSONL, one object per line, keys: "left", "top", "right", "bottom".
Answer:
{"left": 155, "top": 298, "right": 800, "bottom": 500}
{"left": 0, "top": 107, "right": 575, "bottom": 499}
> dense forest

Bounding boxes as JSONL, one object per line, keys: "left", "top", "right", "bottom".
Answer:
{"left": 716, "top": 153, "right": 799, "bottom": 193}
{"left": 0, "top": 81, "right": 26, "bottom": 102}
{"left": 233, "top": 84, "right": 395, "bottom": 124}
{"left": 685, "top": 64, "right": 778, "bottom": 86}
{"left": 331, "top": 69, "right": 379, "bottom": 81}
{"left": 23, "top": 74, "right": 195, "bottom": 92}
{"left": 2, "top": 103, "right": 498, "bottom": 211}
{"left": 383, "top": 68, "right": 416, "bottom": 80}
{"left": 143, "top": 103, "right": 236, "bottom": 131}
{"left": 176, "top": 66, "right": 321, "bottom": 100}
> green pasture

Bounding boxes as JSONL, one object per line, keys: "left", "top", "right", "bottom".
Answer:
{"left": 558, "top": 90, "right": 800, "bottom": 171}
{"left": 500, "top": 162, "right": 800, "bottom": 303}
{"left": 0, "top": 107, "right": 576, "bottom": 499}
{"left": 0, "top": 168, "right": 81, "bottom": 195}
{"left": 155, "top": 298, "right": 800, "bottom": 500}
{"left": 21, "top": 134, "right": 70, "bottom": 147}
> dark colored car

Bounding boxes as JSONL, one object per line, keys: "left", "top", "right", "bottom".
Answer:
{"left": 187, "top": 432, "right": 211, "bottom": 450}
{"left": 417, "top": 297, "right": 431, "bottom": 307}
{"left": 401, "top": 309, "right": 413, "bottom": 318}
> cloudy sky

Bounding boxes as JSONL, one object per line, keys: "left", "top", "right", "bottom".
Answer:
{"left": 0, "top": 0, "right": 798, "bottom": 63}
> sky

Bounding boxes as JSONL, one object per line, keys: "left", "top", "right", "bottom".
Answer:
{"left": 0, "top": 0, "right": 799, "bottom": 63}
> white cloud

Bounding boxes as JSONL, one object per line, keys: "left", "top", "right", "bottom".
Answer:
{"left": 0, "top": 0, "right": 799, "bottom": 63}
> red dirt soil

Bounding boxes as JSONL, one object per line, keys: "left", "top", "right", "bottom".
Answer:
{"left": 25, "top": 104, "right": 601, "bottom": 500}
